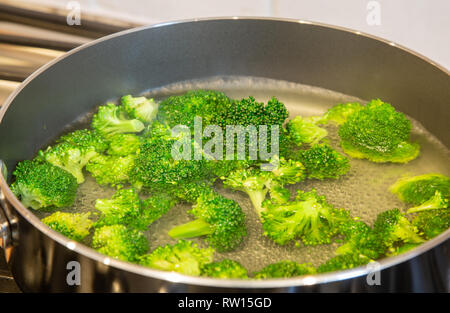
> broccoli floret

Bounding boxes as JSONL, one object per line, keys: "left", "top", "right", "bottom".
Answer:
{"left": 222, "top": 158, "right": 305, "bottom": 217}
{"left": 407, "top": 191, "right": 448, "bottom": 213}
{"left": 58, "top": 129, "right": 108, "bottom": 153}
{"left": 253, "top": 261, "right": 316, "bottom": 279}
{"left": 338, "top": 99, "right": 420, "bottom": 163}
{"left": 201, "top": 259, "right": 248, "bottom": 279}
{"left": 106, "top": 133, "right": 141, "bottom": 156}
{"left": 39, "top": 142, "right": 98, "bottom": 184}
{"left": 92, "top": 225, "right": 148, "bottom": 262}
{"left": 317, "top": 253, "right": 372, "bottom": 273}
{"left": 321, "top": 102, "right": 363, "bottom": 125}
{"left": 92, "top": 102, "right": 145, "bottom": 137}
{"left": 86, "top": 154, "right": 135, "bottom": 186}
{"left": 157, "top": 90, "right": 231, "bottom": 129}
{"left": 11, "top": 160, "right": 77, "bottom": 210}
{"left": 297, "top": 144, "right": 350, "bottom": 180}
{"left": 261, "top": 189, "right": 350, "bottom": 246}
{"left": 373, "top": 209, "right": 425, "bottom": 252}
{"left": 286, "top": 115, "right": 328, "bottom": 147}
{"left": 169, "top": 193, "right": 246, "bottom": 252}
{"left": 387, "top": 243, "right": 421, "bottom": 256}
{"left": 139, "top": 240, "right": 214, "bottom": 276}
{"left": 171, "top": 180, "right": 215, "bottom": 203}
{"left": 336, "top": 220, "right": 385, "bottom": 259}
{"left": 390, "top": 173, "right": 450, "bottom": 205}
{"left": 413, "top": 209, "right": 449, "bottom": 239}
{"left": 94, "top": 188, "right": 148, "bottom": 231}
{"left": 130, "top": 122, "right": 209, "bottom": 191}
{"left": 42, "top": 211, "right": 93, "bottom": 242}
{"left": 121, "top": 95, "right": 158, "bottom": 124}
{"left": 141, "top": 193, "right": 178, "bottom": 225}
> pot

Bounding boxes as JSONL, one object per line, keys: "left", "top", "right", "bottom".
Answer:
{"left": 0, "top": 18, "right": 448, "bottom": 292}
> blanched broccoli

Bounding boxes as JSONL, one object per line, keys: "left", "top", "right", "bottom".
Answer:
{"left": 141, "top": 193, "right": 178, "bottom": 225}
{"left": 170, "top": 180, "right": 215, "bottom": 203}
{"left": 106, "top": 133, "right": 141, "bottom": 156}
{"left": 261, "top": 189, "right": 350, "bottom": 246}
{"left": 390, "top": 173, "right": 450, "bottom": 205}
{"left": 407, "top": 191, "right": 448, "bottom": 213}
{"left": 373, "top": 209, "right": 425, "bottom": 252}
{"left": 222, "top": 158, "right": 305, "bottom": 217}
{"left": 92, "top": 102, "right": 145, "bottom": 137}
{"left": 338, "top": 99, "right": 420, "bottom": 163}
{"left": 253, "top": 261, "right": 316, "bottom": 279}
{"left": 58, "top": 129, "right": 108, "bottom": 153}
{"left": 92, "top": 225, "right": 148, "bottom": 262}
{"left": 297, "top": 144, "right": 350, "bottom": 180}
{"left": 121, "top": 95, "right": 158, "bottom": 124}
{"left": 11, "top": 160, "right": 78, "bottom": 210}
{"left": 286, "top": 115, "right": 328, "bottom": 147}
{"left": 321, "top": 102, "right": 363, "bottom": 125}
{"left": 317, "top": 253, "right": 372, "bottom": 273}
{"left": 413, "top": 209, "right": 449, "bottom": 239}
{"left": 94, "top": 188, "right": 147, "bottom": 231}
{"left": 86, "top": 154, "right": 135, "bottom": 186}
{"left": 139, "top": 240, "right": 214, "bottom": 276}
{"left": 336, "top": 220, "right": 385, "bottom": 259}
{"left": 39, "top": 142, "right": 98, "bottom": 184}
{"left": 201, "top": 259, "right": 248, "bottom": 279}
{"left": 169, "top": 193, "right": 246, "bottom": 252}
{"left": 42, "top": 211, "right": 93, "bottom": 242}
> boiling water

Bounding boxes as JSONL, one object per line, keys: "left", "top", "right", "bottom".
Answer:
{"left": 35, "top": 76, "right": 450, "bottom": 272}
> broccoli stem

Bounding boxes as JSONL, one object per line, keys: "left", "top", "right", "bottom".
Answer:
{"left": 168, "top": 218, "right": 213, "bottom": 239}
{"left": 248, "top": 190, "right": 268, "bottom": 219}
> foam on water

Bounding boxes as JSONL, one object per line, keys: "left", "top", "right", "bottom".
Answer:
{"left": 35, "top": 76, "right": 450, "bottom": 273}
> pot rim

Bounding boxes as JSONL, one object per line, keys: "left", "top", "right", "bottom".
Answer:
{"left": 0, "top": 16, "right": 448, "bottom": 289}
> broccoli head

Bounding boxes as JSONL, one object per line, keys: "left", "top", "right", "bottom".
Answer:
{"left": 407, "top": 191, "right": 448, "bottom": 213}
{"left": 169, "top": 193, "right": 247, "bottom": 252}
{"left": 338, "top": 99, "right": 420, "bottom": 163}
{"left": 121, "top": 95, "right": 158, "bottom": 124}
{"left": 413, "top": 209, "right": 449, "bottom": 240}
{"left": 298, "top": 144, "right": 350, "bottom": 180}
{"left": 139, "top": 240, "right": 214, "bottom": 276}
{"left": 92, "top": 102, "right": 145, "bottom": 137}
{"left": 58, "top": 129, "right": 108, "bottom": 153}
{"left": 390, "top": 173, "right": 450, "bottom": 205}
{"left": 170, "top": 180, "right": 215, "bottom": 203}
{"left": 321, "top": 102, "right": 363, "bottom": 125}
{"left": 261, "top": 189, "right": 350, "bottom": 246}
{"left": 253, "top": 261, "right": 316, "bottom": 279}
{"left": 201, "top": 259, "right": 248, "bottom": 279}
{"left": 92, "top": 225, "right": 148, "bottom": 262}
{"left": 317, "top": 253, "right": 372, "bottom": 273}
{"left": 42, "top": 211, "right": 93, "bottom": 242}
{"left": 11, "top": 160, "right": 78, "bottom": 210}
{"left": 286, "top": 115, "right": 328, "bottom": 147}
{"left": 106, "top": 133, "right": 141, "bottom": 156}
{"left": 373, "top": 209, "right": 425, "bottom": 252}
{"left": 86, "top": 154, "right": 135, "bottom": 186}
{"left": 141, "top": 193, "right": 178, "bottom": 225}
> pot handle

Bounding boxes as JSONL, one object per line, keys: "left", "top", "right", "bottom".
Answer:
{"left": 0, "top": 160, "right": 15, "bottom": 251}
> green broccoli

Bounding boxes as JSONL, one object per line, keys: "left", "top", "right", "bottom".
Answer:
{"left": 121, "top": 95, "right": 158, "bottom": 124}
{"left": 58, "top": 129, "right": 108, "bottom": 153}
{"left": 336, "top": 219, "right": 385, "bottom": 259}
{"left": 139, "top": 240, "right": 214, "bottom": 276}
{"left": 261, "top": 189, "right": 350, "bottom": 246}
{"left": 286, "top": 115, "right": 328, "bottom": 147}
{"left": 222, "top": 158, "right": 305, "bottom": 217}
{"left": 390, "top": 173, "right": 450, "bottom": 205}
{"left": 412, "top": 209, "right": 449, "bottom": 239}
{"left": 11, "top": 160, "right": 78, "bottom": 210}
{"left": 94, "top": 188, "right": 148, "bottom": 231}
{"left": 86, "top": 154, "right": 135, "bottom": 186}
{"left": 106, "top": 133, "right": 141, "bottom": 156}
{"left": 387, "top": 243, "right": 421, "bottom": 256}
{"left": 338, "top": 99, "right": 420, "bottom": 163}
{"left": 253, "top": 261, "right": 316, "bottom": 279}
{"left": 92, "top": 225, "right": 148, "bottom": 262}
{"left": 42, "top": 211, "right": 93, "bottom": 242}
{"left": 407, "top": 191, "right": 448, "bottom": 213}
{"left": 92, "top": 102, "right": 145, "bottom": 137}
{"left": 317, "top": 253, "right": 372, "bottom": 273}
{"left": 170, "top": 180, "right": 215, "bottom": 203}
{"left": 169, "top": 193, "right": 246, "bottom": 252}
{"left": 297, "top": 144, "right": 350, "bottom": 180}
{"left": 373, "top": 209, "right": 425, "bottom": 252}
{"left": 321, "top": 102, "right": 363, "bottom": 125}
{"left": 141, "top": 193, "right": 178, "bottom": 225}
{"left": 201, "top": 259, "right": 248, "bottom": 279}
